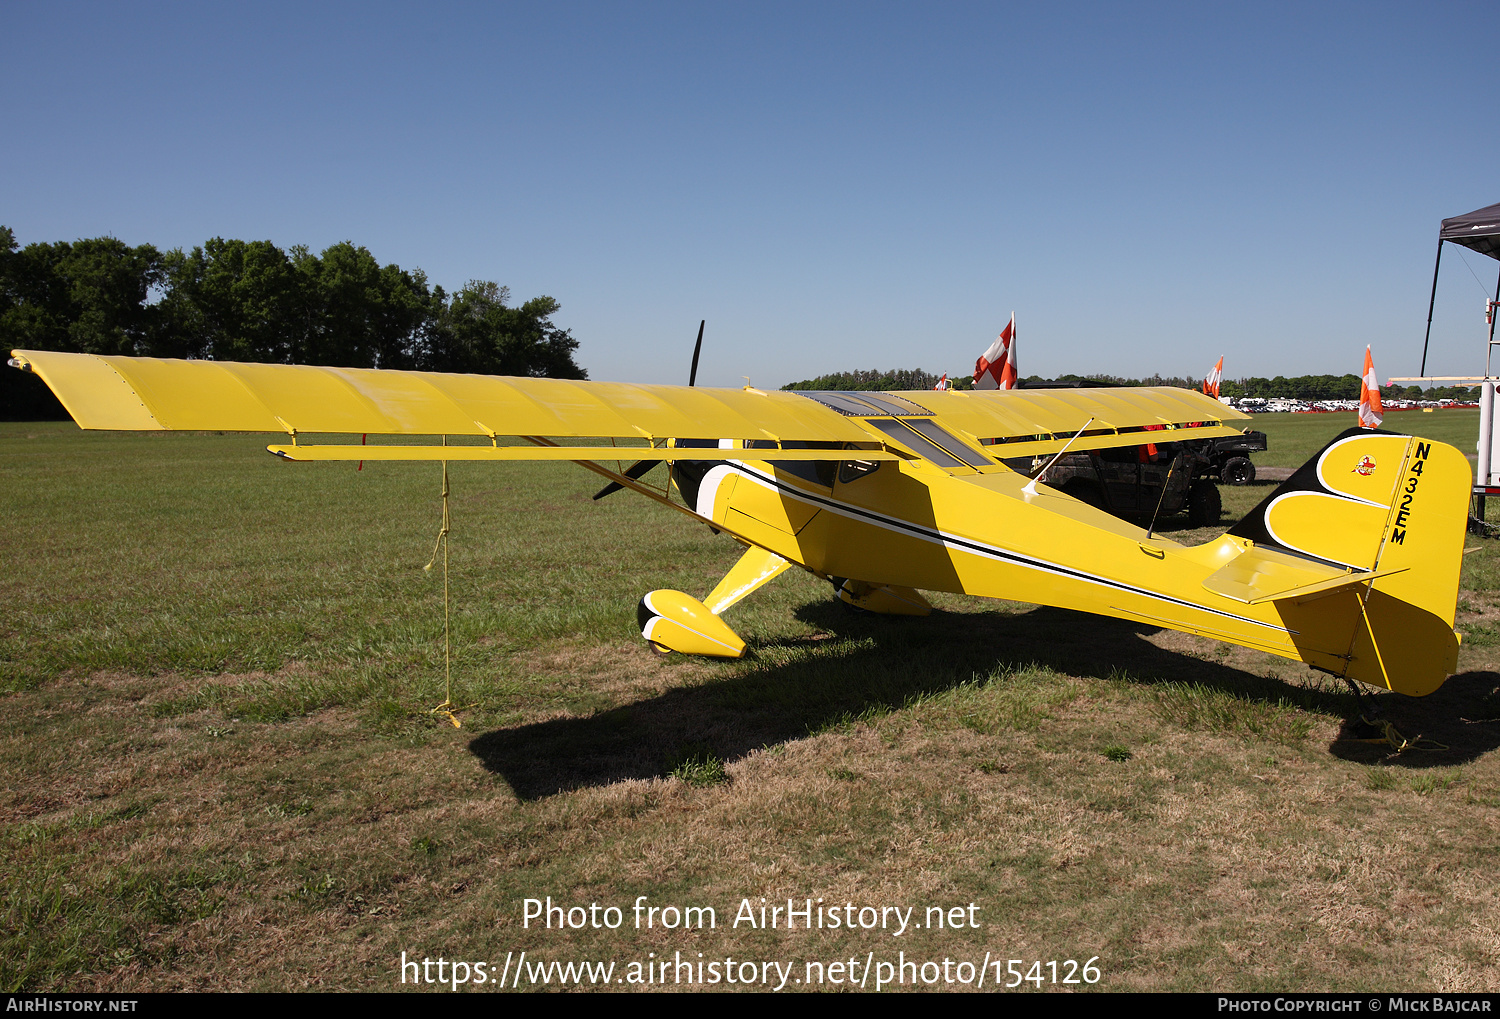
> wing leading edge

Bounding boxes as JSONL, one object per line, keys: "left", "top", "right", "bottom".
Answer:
{"left": 11, "top": 350, "right": 1250, "bottom": 460}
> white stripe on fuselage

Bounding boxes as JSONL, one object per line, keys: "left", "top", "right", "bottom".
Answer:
{"left": 688, "top": 460, "right": 1291, "bottom": 634}
{"left": 695, "top": 464, "right": 743, "bottom": 520}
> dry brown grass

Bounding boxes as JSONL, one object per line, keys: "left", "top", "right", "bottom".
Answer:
{"left": 5, "top": 421, "right": 1500, "bottom": 992}
{"left": 10, "top": 632, "right": 1500, "bottom": 992}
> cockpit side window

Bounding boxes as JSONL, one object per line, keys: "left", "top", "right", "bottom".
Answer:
{"left": 864, "top": 418, "right": 968, "bottom": 469}
{"left": 900, "top": 419, "right": 992, "bottom": 467}
{"left": 765, "top": 439, "right": 840, "bottom": 488}
{"left": 837, "top": 459, "right": 882, "bottom": 484}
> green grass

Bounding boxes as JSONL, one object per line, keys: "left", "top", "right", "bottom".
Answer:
{"left": 666, "top": 744, "right": 729, "bottom": 786}
{"left": 1238, "top": 407, "right": 1480, "bottom": 470}
{"left": 1148, "top": 680, "right": 1319, "bottom": 743}
{"left": 1165, "top": 408, "right": 1484, "bottom": 535}
{"left": 4, "top": 418, "right": 1500, "bottom": 993}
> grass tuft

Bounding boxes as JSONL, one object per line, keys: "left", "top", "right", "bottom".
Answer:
{"left": 411, "top": 836, "right": 445, "bottom": 857}
{"left": 1149, "top": 681, "right": 1317, "bottom": 742}
{"left": 667, "top": 743, "right": 728, "bottom": 786}
{"left": 265, "top": 798, "right": 313, "bottom": 819}
{"left": 1409, "top": 770, "right": 1462, "bottom": 795}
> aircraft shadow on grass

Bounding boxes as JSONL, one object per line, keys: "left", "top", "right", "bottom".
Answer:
{"left": 468, "top": 600, "right": 1500, "bottom": 799}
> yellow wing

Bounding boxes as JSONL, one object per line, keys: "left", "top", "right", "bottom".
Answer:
{"left": 892, "top": 386, "right": 1251, "bottom": 457}
{"left": 10, "top": 350, "right": 1250, "bottom": 462}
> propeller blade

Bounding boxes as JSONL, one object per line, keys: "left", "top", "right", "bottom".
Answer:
{"left": 598, "top": 320, "right": 705, "bottom": 500}
{"left": 688, "top": 319, "right": 704, "bottom": 387}
{"left": 592, "top": 457, "right": 662, "bottom": 500}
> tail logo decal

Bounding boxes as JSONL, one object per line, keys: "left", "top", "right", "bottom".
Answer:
{"left": 1232, "top": 430, "right": 1414, "bottom": 570}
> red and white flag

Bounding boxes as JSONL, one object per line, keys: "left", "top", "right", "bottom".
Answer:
{"left": 1203, "top": 355, "right": 1224, "bottom": 399}
{"left": 1359, "top": 346, "right": 1383, "bottom": 429}
{"left": 974, "top": 314, "right": 1018, "bottom": 390}
{"left": 933, "top": 373, "right": 949, "bottom": 391}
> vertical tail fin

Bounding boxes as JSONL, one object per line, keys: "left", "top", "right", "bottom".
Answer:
{"left": 1229, "top": 428, "right": 1468, "bottom": 695}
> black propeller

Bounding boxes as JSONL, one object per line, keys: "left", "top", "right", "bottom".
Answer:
{"left": 593, "top": 320, "right": 705, "bottom": 501}
{"left": 687, "top": 317, "right": 704, "bottom": 387}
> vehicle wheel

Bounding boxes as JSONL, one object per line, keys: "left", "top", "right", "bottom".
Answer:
{"left": 1222, "top": 456, "right": 1255, "bottom": 485}
{"left": 1186, "top": 480, "right": 1222, "bottom": 527}
{"left": 1063, "top": 482, "right": 1106, "bottom": 511}
{"left": 646, "top": 640, "right": 673, "bottom": 656}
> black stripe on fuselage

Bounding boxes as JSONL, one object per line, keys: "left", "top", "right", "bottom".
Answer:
{"left": 714, "top": 461, "right": 1293, "bottom": 635}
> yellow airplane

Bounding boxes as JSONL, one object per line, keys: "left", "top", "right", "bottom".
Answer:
{"left": 8, "top": 348, "right": 1471, "bottom": 697}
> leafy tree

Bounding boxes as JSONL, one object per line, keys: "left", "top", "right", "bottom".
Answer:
{"left": 780, "top": 368, "right": 942, "bottom": 391}
{"left": 158, "top": 238, "right": 304, "bottom": 361}
{"left": 0, "top": 228, "right": 67, "bottom": 418}
{"left": 298, "top": 241, "right": 435, "bottom": 368}
{"left": 779, "top": 368, "right": 1478, "bottom": 403}
{"left": 423, "top": 281, "right": 586, "bottom": 378}
{"left": 2, "top": 226, "right": 591, "bottom": 417}
{"left": 1, "top": 233, "right": 169, "bottom": 419}
{"left": 62, "top": 238, "right": 165, "bottom": 356}
{"left": 1, "top": 236, "right": 163, "bottom": 356}
{"left": 0, "top": 226, "right": 14, "bottom": 306}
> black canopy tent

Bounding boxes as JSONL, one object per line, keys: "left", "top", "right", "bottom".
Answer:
{"left": 1420, "top": 201, "right": 1500, "bottom": 375}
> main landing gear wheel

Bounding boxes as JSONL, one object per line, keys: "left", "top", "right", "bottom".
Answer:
{"left": 833, "top": 578, "right": 934, "bottom": 616}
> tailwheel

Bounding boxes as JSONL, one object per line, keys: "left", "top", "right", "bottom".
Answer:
{"left": 836, "top": 592, "right": 871, "bottom": 616}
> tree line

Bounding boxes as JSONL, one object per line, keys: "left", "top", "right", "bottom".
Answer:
{"left": 1, "top": 227, "right": 586, "bottom": 419}
{"left": 781, "top": 368, "right": 1477, "bottom": 402}
{"left": 781, "top": 368, "right": 955, "bottom": 391}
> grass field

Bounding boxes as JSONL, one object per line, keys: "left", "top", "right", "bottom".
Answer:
{"left": 3, "top": 409, "right": 1500, "bottom": 992}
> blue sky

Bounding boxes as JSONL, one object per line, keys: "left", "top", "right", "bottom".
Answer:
{"left": 4, "top": 1, "right": 1498, "bottom": 388}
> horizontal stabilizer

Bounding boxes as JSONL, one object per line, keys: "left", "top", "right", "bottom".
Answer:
{"left": 1203, "top": 545, "right": 1407, "bottom": 605}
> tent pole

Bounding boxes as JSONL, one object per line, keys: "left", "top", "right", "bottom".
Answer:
{"left": 1420, "top": 238, "right": 1444, "bottom": 377}
{"left": 1490, "top": 264, "right": 1500, "bottom": 349}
